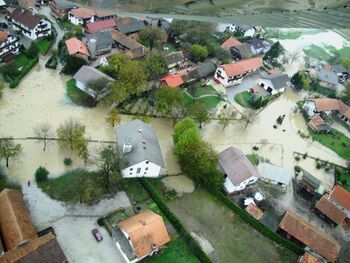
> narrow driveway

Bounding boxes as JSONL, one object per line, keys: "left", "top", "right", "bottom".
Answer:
{"left": 23, "top": 183, "right": 130, "bottom": 263}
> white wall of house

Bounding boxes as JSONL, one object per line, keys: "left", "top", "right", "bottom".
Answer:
{"left": 303, "top": 101, "right": 316, "bottom": 117}
{"left": 0, "top": 35, "right": 19, "bottom": 58}
{"left": 12, "top": 19, "right": 51, "bottom": 40}
{"left": 68, "top": 11, "right": 95, "bottom": 25}
{"left": 338, "top": 112, "right": 350, "bottom": 124}
{"left": 122, "top": 160, "right": 161, "bottom": 178}
{"left": 244, "top": 28, "right": 256, "bottom": 37}
{"left": 258, "top": 79, "right": 285, "bottom": 95}
{"left": 224, "top": 176, "right": 258, "bottom": 193}
{"left": 214, "top": 67, "right": 243, "bottom": 86}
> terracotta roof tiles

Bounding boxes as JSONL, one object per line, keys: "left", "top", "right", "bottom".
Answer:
{"left": 315, "top": 195, "right": 347, "bottom": 224}
{"left": 220, "top": 36, "right": 242, "bottom": 50}
{"left": 220, "top": 57, "right": 263, "bottom": 77}
{"left": 65, "top": 37, "right": 90, "bottom": 57}
{"left": 85, "top": 18, "right": 116, "bottom": 33}
{"left": 330, "top": 185, "right": 350, "bottom": 211}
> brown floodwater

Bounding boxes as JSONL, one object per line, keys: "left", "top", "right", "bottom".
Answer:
{"left": 0, "top": 60, "right": 347, "bottom": 184}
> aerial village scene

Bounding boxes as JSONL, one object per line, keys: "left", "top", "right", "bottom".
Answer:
{"left": 0, "top": 0, "right": 350, "bottom": 262}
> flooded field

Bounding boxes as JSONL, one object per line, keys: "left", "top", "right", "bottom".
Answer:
{"left": 0, "top": 63, "right": 180, "bottom": 183}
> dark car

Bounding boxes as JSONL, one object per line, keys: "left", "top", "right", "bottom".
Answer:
{"left": 0, "top": 22, "right": 8, "bottom": 29}
{"left": 91, "top": 229, "right": 103, "bottom": 242}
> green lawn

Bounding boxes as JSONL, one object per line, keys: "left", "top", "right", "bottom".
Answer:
{"left": 336, "top": 167, "right": 350, "bottom": 192}
{"left": 143, "top": 237, "right": 200, "bottom": 263}
{"left": 234, "top": 91, "right": 253, "bottom": 108}
{"left": 311, "top": 128, "right": 350, "bottom": 161}
{"left": 187, "top": 83, "right": 218, "bottom": 97}
{"left": 163, "top": 43, "right": 177, "bottom": 52}
{"left": 12, "top": 53, "right": 32, "bottom": 69}
{"left": 167, "top": 188, "right": 296, "bottom": 263}
{"left": 0, "top": 169, "right": 19, "bottom": 192}
{"left": 37, "top": 169, "right": 120, "bottom": 205}
{"left": 118, "top": 178, "right": 150, "bottom": 203}
{"left": 184, "top": 93, "right": 222, "bottom": 108}
{"left": 58, "top": 19, "right": 72, "bottom": 30}
{"left": 246, "top": 154, "right": 259, "bottom": 165}
{"left": 36, "top": 39, "right": 53, "bottom": 55}
{"left": 66, "top": 79, "right": 96, "bottom": 107}
{"left": 303, "top": 44, "right": 332, "bottom": 61}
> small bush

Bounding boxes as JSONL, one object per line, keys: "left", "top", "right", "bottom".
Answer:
{"left": 295, "top": 156, "right": 301, "bottom": 161}
{"left": 302, "top": 153, "right": 308, "bottom": 159}
{"left": 316, "top": 162, "right": 322, "bottom": 169}
{"left": 276, "top": 114, "right": 285, "bottom": 125}
{"left": 325, "top": 166, "right": 330, "bottom": 172}
{"left": 273, "top": 125, "right": 278, "bottom": 129}
{"left": 64, "top": 158, "right": 72, "bottom": 166}
{"left": 97, "top": 217, "right": 105, "bottom": 227}
{"left": 35, "top": 166, "right": 49, "bottom": 182}
{"left": 295, "top": 166, "right": 301, "bottom": 173}
{"left": 253, "top": 146, "right": 259, "bottom": 151}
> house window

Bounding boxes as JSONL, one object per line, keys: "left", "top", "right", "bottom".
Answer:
{"left": 129, "top": 168, "right": 133, "bottom": 171}
{"left": 145, "top": 167, "right": 149, "bottom": 171}
{"left": 146, "top": 161, "right": 149, "bottom": 164}
{"left": 136, "top": 168, "right": 141, "bottom": 174}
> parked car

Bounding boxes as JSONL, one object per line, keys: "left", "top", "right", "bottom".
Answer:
{"left": 91, "top": 229, "right": 103, "bottom": 242}
{"left": 0, "top": 22, "right": 8, "bottom": 29}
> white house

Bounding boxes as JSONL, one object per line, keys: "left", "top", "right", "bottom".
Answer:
{"left": 258, "top": 163, "right": 292, "bottom": 188}
{"left": 10, "top": 7, "right": 51, "bottom": 40}
{"left": 68, "top": 7, "right": 114, "bottom": 25}
{"left": 258, "top": 73, "right": 290, "bottom": 95}
{"left": 0, "top": 31, "right": 19, "bottom": 60}
{"left": 73, "top": 65, "right": 114, "bottom": 100}
{"left": 214, "top": 57, "right": 263, "bottom": 86}
{"left": 116, "top": 120, "right": 165, "bottom": 178}
{"left": 219, "top": 147, "right": 260, "bottom": 193}
{"left": 225, "top": 24, "right": 258, "bottom": 37}
{"left": 114, "top": 210, "right": 170, "bottom": 263}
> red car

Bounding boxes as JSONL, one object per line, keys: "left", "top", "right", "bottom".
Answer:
{"left": 91, "top": 229, "right": 103, "bottom": 242}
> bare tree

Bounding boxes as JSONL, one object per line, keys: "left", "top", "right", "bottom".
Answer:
{"left": 218, "top": 107, "right": 236, "bottom": 129}
{"left": 288, "top": 50, "right": 300, "bottom": 63}
{"left": 106, "top": 108, "right": 121, "bottom": 127}
{"left": 95, "top": 146, "right": 121, "bottom": 189}
{"left": 241, "top": 109, "right": 259, "bottom": 130}
{"left": 33, "top": 122, "right": 53, "bottom": 151}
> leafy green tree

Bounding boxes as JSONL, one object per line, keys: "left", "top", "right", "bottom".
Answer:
{"left": 72, "top": 25, "right": 84, "bottom": 39}
{"left": 0, "top": 82, "right": 4, "bottom": 99}
{"left": 106, "top": 54, "right": 149, "bottom": 105}
{"left": 263, "top": 41, "right": 284, "bottom": 66}
{"left": 170, "top": 20, "right": 217, "bottom": 44}
{"left": 155, "top": 86, "right": 186, "bottom": 125}
{"left": 173, "top": 117, "right": 197, "bottom": 144}
{"left": 87, "top": 77, "right": 110, "bottom": 101}
{"left": 291, "top": 71, "right": 311, "bottom": 91}
{"left": 190, "top": 44, "right": 208, "bottom": 63}
{"left": 33, "top": 122, "right": 53, "bottom": 151}
{"left": 62, "top": 55, "right": 87, "bottom": 75}
{"left": 189, "top": 102, "right": 211, "bottom": 129}
{"left": 0, "top": 139, "right": 22, "bottom": 168}
{"left": 27, "top": 42, "right": 39, "bottom": 58}
{"left": 173, "top": 118, "right": 223, "bottom": 189}
{"left": 241, "top": 109, "right": 259, "bottom": 130}
{"left": 35, "top": 166, "right": 49, "bottom": 183}
{"left": 57, "top": 118, "right": 87, "bottom": 151}
{"left": 144, "top": 52, "right": 167, "bottom": 79}
{"left": 139, "top": 26, "right": 164, "bottom": 50}
{"left": 215, "top": 47, "right": 232, "bottom": 64}
{"left": 342, "top": 83, "right": 350, "bottom": 105}
{"left": 106, "top": 108, "right": 121, "bottom": 127}
{"left": 95, "top": 147, "right": 121, "bottom": 189}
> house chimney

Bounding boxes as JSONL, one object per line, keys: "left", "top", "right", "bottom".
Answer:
{"left": 122, "top": 137, "right": 133, "bottom": 154}
{"left": 87, "top": 38, "right": 97, "bottom": 59}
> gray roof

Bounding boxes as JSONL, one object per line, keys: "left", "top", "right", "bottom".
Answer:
{"left": 261, "top": 73, "right": 290, "bottom": 90}
{"left": 258, "top": 163, "right": 292, "bottom": 186}
{"left": 85, "top": 31, "right": 114, "bottom": 49}
{"left": 188, "top": 61, "right": 216, "bottom": 79}
{"left": 317, "top": 69, "right": 339, "bottom": 86}
{"left": 332, "top": 64, "right": 348, "bottom": 74}
{"left": 116, "top": 120, "right": 165, "bottom": 169}
{"left": 219, "top": 147, "right": 259, "bottom": 185}
{"left": 73, "top": 65, "right": 114, "bottom": 86}
{"left": 247, "top": 39, "right": 265, "bottom": 49}
{"left": 110, "top": 30, "right": 142, "bottom": 50}
{"left": 54, "top": 0, "right": 77, "bottom": 9}
{"left": 117, "top": 21, "right": 145, "bottom": 34}
{"left": 165, "top": 51, "right": 184, "bottom": 67}
{"left": 233, "top": 43, "right": 253, "bottom": 59}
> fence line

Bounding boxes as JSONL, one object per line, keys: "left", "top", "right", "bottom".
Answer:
{"left": 0, "top": 137, "right": 117, "bottom": 144}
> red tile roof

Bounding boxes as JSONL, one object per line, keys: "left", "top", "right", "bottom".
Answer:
{"left": 220, "top": 36, "right": 242, "bottom": 50}
{"left": 315, "top": 195, "right": 347, "bottom": 224}
{"left": 307, "top": 98, "right": 350, "bottom": 119}
{"left": 85, "top": 19, "right": 116, "bottom": 33}
{"left": 330, "top": 185, "right": 350, "bottom": 211}
{"left": 65, "top": 37, "right": 90, "bottom": 57}
{"left": 70, "top": 7, "right": 96, "bottom": 18}
{"left": 0, "top": 31, "right": 9, "bottom": 43}
{"left": 220, "top": 57, "right": 263, "bottom": 77}
{"left": 160, "top": 71, "right": 187, "bottom": 88}
{"left": 300, "top": 253, "right": 322, "bottom": 263}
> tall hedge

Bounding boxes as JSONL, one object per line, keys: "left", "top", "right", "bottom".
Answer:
{"left": 139, "top": 179, "right": 213, "bottom": 263}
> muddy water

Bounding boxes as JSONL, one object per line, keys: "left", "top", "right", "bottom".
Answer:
{"left": 0, "top": 62, "right": 180, "bottom": 183}
{"left": 161, "top": 175, "right": 195, "bottom": 194}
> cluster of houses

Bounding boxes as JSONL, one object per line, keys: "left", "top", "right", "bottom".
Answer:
{"left": 309, "top": 62, "right": 349, "bottom": 90}
{"left": 216, "top": 144, "right": 350, "bottom": 263}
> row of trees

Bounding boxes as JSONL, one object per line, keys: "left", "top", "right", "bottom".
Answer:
{"left": 173, "top": 117, "right": 223, "bottom": 189}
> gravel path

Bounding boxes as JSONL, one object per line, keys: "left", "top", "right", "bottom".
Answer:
{"left": 23, "top": 183, "right": 130, "bottom": 263}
